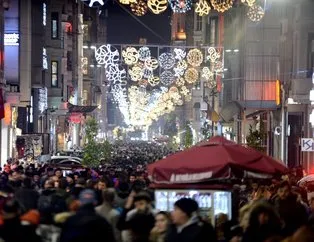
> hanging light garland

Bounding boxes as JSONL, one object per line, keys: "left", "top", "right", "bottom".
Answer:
{"left": 247, "top": 4, "right": 265, "bottom": 22}
{"left": 241, "top": 0, "right": 256, "bottom": 7}
{"left": 131, "top": 0, "right": 148, "bottom": 16}
{"left": 147, "top": 0, "right": 168, "bottom": 14}
{"left": 168, "top": 0, "right": 192, "bottom": 13}
{"left": 138, "top": 46, "right": 151, "bottom": 61}
{"left": 207, "top": 47, "right": 221, "bottom": 62}
{"left": 145, "top": 57, "right": 159, "bottom": 70}
{"left": 184, "top": 68, "right": 199, "bottom": 84}
{"left": 128, "top": 64, "right": 143, "bottom": 81}
{"left": 148, "top": 76, "right": 160, "bottom": 86}
{"left": 174, "top": 48, "right": 187, "bottom": 60}
{"left": 175, "top": 77, "right": 185, "bottom": 86}
{"left": 122, "top": 47, "right": 139, "bottom": 66}
{"left": 160, "top": 71, "right": 175, "bottom": 86}
{"left": 119, "top": 0, "right": 137, "bottom": 4}
{"left": 210, "top": 0, "right": 233, "bottom": 13}
{"left": 158, "top": 52, "right": 176, "bottom": 69}
{"left": 195, "top": 0, "right": 211, "bottom": 16}
{"left": 202, "top": 67, "right": 214, "bottom": 81}
{"left": 187, "top": 48, "right": 204, "bottom": 67}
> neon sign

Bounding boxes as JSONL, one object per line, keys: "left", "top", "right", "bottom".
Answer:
{"left": 4, "top": 33, "right": 19, "bottom": 46}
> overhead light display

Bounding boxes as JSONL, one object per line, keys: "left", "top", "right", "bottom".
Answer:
{"left": 147, "top": 0, "right": 168, "bottom": 14}
{"left": 94, "top": 44, "right": 223, "bottom": 128}
{"left": 210, "top": 0, "right": 233, "bottom": 13}
{"left": 81, "top": 0, "right": 105, "bottom": 8}
{"left": 247, "top": 4, "right": 265, "bottom": 22}
{"left": 195, "top": 0, "right": 211, "bottom": 16}
{"left": 168, "top": 0, "right": 192, "bottom": 13}
{"left": 131, "top": 0, "right": 148, "bottom": 16}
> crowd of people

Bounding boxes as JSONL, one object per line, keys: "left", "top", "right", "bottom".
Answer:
{"left": 0, "top": 147, "right": 313, "bottom": 242}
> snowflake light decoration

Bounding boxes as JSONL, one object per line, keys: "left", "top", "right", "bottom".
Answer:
{"left": 106, "top": 64, "right": 127, "bottom": 82}
{"left": 174, "top": 66, "right": 185, "bottom": 77}
{"left": 169, "top": 0, "right": 192, "bottom": 13}
{"left": 187, "top": 48, "right": 204, "bottom": 67}
{"left": 122, "top": 47, "right": 139, "bottom": 66}
{"left": 207, "top": 47, "right": 220, "bottom": 62}
{"left": 175, "top": 77, "right": 185, "bottom": 87}
{"left": 185, "top": 93, "right": 192, "bottom": 102}
{"left": 195, "top": 0, "right": 211, "bottom": 16}
{"left": 148, "top": 0, "right": 168, "bottom": 14}
{"left": 148, "top": 76, "right": 160, "bottom": 86}
{"left": 158, "top": 52, "right": 176, "bottom": 70}
{"left": 210, "top": 0, "right": 233, "bottom": 13}
{"left": 95, "top": 45, "right": 120, "bottom": 68}
{"left": 202, "top": 67, "right": 214, "bottom": 80}
{"left": 145, "top": 57, "right": 159, "bottom": 70}
{"left": 247, "top": 4, "right": 265, "bottom": 22}
{"left": 138, "top": 46, "right": 151, "bottom": 61}
{"left": 131, "top": 0, "right": 148, "bottom": 16}
{"left": 160, "top": 71, "right": 175, "bottom": 86}
{"left": 128, "top": 65, "right": 143, "bottom": 81}
{"left": 185, "top": 68, "right": 199, "bottom": 84}
{"left": 174, "top": 48, "right": 186, "bottom": 60}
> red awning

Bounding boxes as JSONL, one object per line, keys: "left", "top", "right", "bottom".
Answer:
{"left": 148, "top": 136, "right": 287, "bottom": 185}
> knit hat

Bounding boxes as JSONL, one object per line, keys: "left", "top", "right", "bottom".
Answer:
{"left": 79, "top": 189, "right": 97, "bottom": 206}
{"left": 174, "top": 198, "right": 199, "bottom": 217}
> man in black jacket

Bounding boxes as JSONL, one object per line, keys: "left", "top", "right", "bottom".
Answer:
{"left": 165, "top": 198, "right": 216, "bottom": 242}
{"left": 60, "top": 189, "right": 116, "bottom": 242}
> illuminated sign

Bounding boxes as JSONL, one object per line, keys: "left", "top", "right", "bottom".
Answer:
{"left": 4, "top": 33, "right": 19, "bottom": 46}
{"left": 43, "top": 3, "right": 47, "bottom": 26}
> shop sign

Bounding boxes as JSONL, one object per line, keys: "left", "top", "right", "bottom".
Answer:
{"left": 4, "top": 33, "right": 19, "bottom": 46}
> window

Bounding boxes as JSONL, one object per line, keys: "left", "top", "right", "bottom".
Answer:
{"left": 43, "top": 3, "right": 47, "bottom": 26}
{"left": 51, "top": 61, "right": 58, "bottom": 87}
{"left": 51, "top": 12, "right": 59, "bottom": 39}
{"left": 195, "top": 15, "right": 202, "bottom": 31}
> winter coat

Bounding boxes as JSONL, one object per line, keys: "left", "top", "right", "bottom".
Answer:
{"left": 165, "top": 217, "right": 216, "bottom": 242}
{"left": 96, "top": 203, "right": 121, "bottom": 242}
{"left": 274, "top": 193, "right": 308, "bottom": 236}
{"left": 0, "top": 217, "right": 42, "bottom": 242}
{"left": 15, "top": 187, "right": 39, "bottom": 213}
{"left": 60, "top": 204, "right": 116, "bottom": 242}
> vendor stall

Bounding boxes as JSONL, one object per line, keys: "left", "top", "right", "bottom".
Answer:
{"left": 148, "top": 136, "right": 287, "bottom": 224}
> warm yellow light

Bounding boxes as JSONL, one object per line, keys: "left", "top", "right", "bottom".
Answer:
{"left": 210, "top": 0, "right": 233, "bottom": 13}
{"left": 147, "top": 0, "right": 168, "bottom": 14}
{"left": 195, "top": 0, "right": 211, "bottom": 16}
{"left": 276, "top": 80, "right": 281, "bottom": 105}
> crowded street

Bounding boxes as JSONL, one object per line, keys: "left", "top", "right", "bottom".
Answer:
{"left": 0, "top": 0, "right": 314, "bottom": 241}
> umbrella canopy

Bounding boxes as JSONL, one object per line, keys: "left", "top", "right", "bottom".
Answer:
{"left": 298, "top": 175, "right": 314, "bottom": 186}
{"left": 148, "top": 136, "right": 287, "bottom": 184}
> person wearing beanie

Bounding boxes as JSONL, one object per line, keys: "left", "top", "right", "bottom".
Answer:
{"left": 165, "top": 198, "right": 216, "bottom": 242}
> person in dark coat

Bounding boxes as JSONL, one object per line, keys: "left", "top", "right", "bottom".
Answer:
{"left": 59, "top": 189, "right": 116, "bottom": 242}
{"left": 274, "top": 181, "right": 308, "bottom": 237}
{"left": 0, "top": 199, "right": 41, "bottom": 242}
{"left": 165, "top": 198, "right": 216, "bottom": 242}
{"left": 15, "top": 177, "right": 39, "bottom": 213}
{"left": 242, "top": 202, "right": 282, "bottom": 242}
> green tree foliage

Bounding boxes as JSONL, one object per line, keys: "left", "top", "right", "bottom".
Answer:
{"left": 83, "top": 117, "right": 112, "bottom": 167}
{"left": 184, "top": 122, "right": 193, "bottom": 149}
{"left": 246, "top": 120, "right": 266, "bottom": 153}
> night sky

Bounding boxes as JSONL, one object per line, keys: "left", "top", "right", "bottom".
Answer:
{"left": 104, "top": 1, "right": 172, "bottom": 45}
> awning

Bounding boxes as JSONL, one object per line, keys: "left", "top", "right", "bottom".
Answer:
{"left": 67, "top": 103, "right": 97, "bottom": 113}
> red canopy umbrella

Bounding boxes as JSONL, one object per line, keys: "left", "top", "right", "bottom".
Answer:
{"left": 148, "top": 136, "right": 287, "bottom": 185}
